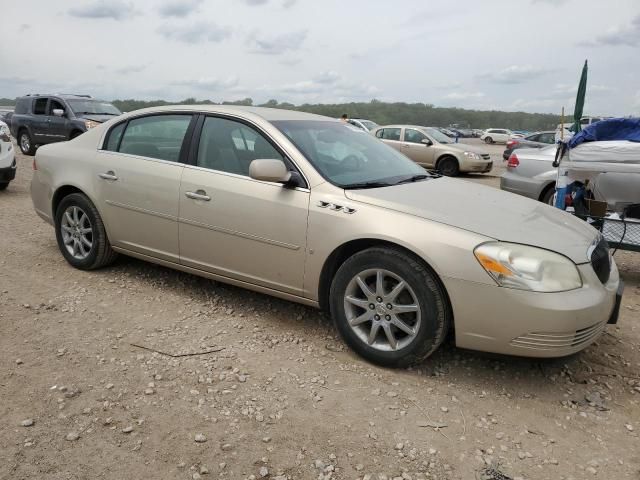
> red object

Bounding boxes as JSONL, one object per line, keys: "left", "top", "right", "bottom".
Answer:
{"left": 506, "top": 139, "right": 519, "bottom": 148}
{"left": 507, "top": 153, "right": 519, "bottom": 168}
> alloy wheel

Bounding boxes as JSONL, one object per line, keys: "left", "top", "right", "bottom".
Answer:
{"left": 20, "top": 134, "right": 30, "bottom": 153}
{"left": 60, "top": 205, "right": 93, "bottom": 260}
{"left": 343, "top": 268, "right": 421, "bottom": 352}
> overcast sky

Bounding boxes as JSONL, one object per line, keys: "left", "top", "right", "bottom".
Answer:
{"left": 2, "top": 0, "right": 639, "bottom": 115}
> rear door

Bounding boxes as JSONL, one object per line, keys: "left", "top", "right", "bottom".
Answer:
{"left": 94, "top": 113, "right": 195, "bottom": 263}
{"left": 401, "top": 128, "right": 435, "bottom": 167}
{"left": 31, "top": 97, "right": 50, "bottom": 143}
{"left": 47, "top": 98, "right": 69, "bottom": 141}
{"left": 178, "top": 115, "right": 309, "bottom": 295}
{"left": 375, "top": 127, "right": 402, "bottom": 153}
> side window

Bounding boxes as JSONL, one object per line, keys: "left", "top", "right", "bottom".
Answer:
{"left": 49, "top": 99, "right": 65, "bottom": 115}
{"left": 118, "top": 115, "right": 191, "bottom": 162}
{"left": 526, "top": 134, "right": 540, "bottom": 142}
{"left": 33, "top": 98, "right": 48, "bottom": 115}
{"left": 540, "top": 133, "right": 555, "bottom": 143}
{"left": 15, "top": 98, "right": 29, "bottom": 114}
{"left": 197, "top": 117, "right": 284, "bottom": 176}
{"left": 404, "top": 129, "right": 427, "bottom": 144}
{"left": 104, "top": 122, "right": 126, "bottom": 151}
{"left": 380, "top": 128, "right": 401, "bottom": 141}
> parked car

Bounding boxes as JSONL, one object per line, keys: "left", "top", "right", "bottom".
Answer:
{"left": 31, "top": 105, "right": 622, "bottom": 367}
{"left": 481, "top": 129, "right": 513, "bottom": 144}
{"left": 0, "top": 121, "right": 16, "bottom": 190}
{"left": 0, "top": 108, "right": 13, "bottom": 126}
{"left": 500, "top": 146, "right": 640, "bottom": 208}
{"left": 10, "top": 94, "right": 121, "bottom": 156}
{"left": 502, "top": 131, "right": 556, "bottom": 160}
{"left": 371, "top": 125, "right": 492, "bottom": 176}
{"left": 347, "top": 118, "right": 379, "bottom": 132}
{"left": 436, "top": 127, "right": 457, "bottom": 138}
{"left": 472, "top": 129, "right": 484, "bottom": 137}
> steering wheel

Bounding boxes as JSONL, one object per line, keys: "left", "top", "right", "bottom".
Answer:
{"left": 342, "top": 154, "right": 362, "bottom": 171}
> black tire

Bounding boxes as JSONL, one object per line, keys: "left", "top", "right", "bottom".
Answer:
{"left": 0, "top": 182, "right": 8, "bottom": 191}
{"left": 54, "top": 193, "right": 118, "bottom": 270}
{"left": 19, "top": 130, "right": 36, "bottom": 155}
{"left": 484, "top": 136, "right": 493, "bottom": 144}
{"left": 330, "top": 247, "right": 450, "bottom": 368}
{"left": 437, "top": 156, "right": 460, "bottom": 177}
{"left": 540, "top": 184, "right": 556, "bottom": 206}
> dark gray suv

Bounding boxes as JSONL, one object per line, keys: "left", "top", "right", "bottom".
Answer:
{"left": 9, "top": 94, "right": 121, "bottom": 155}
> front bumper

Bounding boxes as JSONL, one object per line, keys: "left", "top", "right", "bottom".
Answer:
{"left": 443, "top": 259, "right": 620, "bottom": 358}
{"left": 461, "top": 159, "right": 493, "bottom": 173}
{"left": 0, "top": 155, "right": 16, "bottom": 183}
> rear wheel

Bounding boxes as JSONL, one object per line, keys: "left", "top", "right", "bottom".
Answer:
{"left": 484, "top": 136, "right": 494, "bottom": 144}
{"left": 54, "top": 193, "right": 118, "bottom": 270}
{"left": 330, "top": 247, "right": 450, "bottom": 368}
{"left": 0, "top": 182, "right": 8, "bottom": 191}
{"left": 19, "top": 130, "right": 36, "bottom": 155}
{"left": 541, "top": 185, "right": 556, "bottom": 206}
{"left": 437, "top": 156, "right": 460, "bottom": 176}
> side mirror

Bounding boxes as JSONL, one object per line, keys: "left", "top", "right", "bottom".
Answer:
{"left": 249, "top": 159, "right": 292, "bottom": 184}
{"left": 421, "top": 138, "right": 433, "bottom": 146}
{"left": 52, "top": 109, "right": 65, "bottom": 117}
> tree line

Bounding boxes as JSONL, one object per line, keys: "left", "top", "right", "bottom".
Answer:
{"left": 0, "top": 97, "right": 563, "bottom": 130}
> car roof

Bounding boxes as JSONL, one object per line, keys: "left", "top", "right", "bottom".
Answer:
{"left": 118, "top": 105, "right": 334, "bottom": 123}
{"left": 20, "top": 94, "right": 94, "bottom": 99}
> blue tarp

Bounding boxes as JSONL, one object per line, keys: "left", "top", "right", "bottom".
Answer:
{"left": 568, "top": 117, "right": 640, "bottom": 149}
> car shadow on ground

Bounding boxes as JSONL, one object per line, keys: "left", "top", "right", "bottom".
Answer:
{"left": 87, "top": 254, "right": 635, "bottom": 400}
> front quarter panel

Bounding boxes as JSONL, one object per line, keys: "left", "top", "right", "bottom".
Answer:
{"left": 304, "top": 183, "right": 495, "bottom": 300}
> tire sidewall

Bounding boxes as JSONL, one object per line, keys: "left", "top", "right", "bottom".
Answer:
{"left": 438, "top": 157, "right": 459, "bottom": 177}
{"left": 330, "top": 249, "right": 446, "bottom": 367}
{"left": 19, "top": 131, "right": 32, "bottom": 154}
{"left": 54, "top": 193, "right": 101, "bottom": 269}
{"left": 485, "top": 137, "right": 493, "bottom": 144}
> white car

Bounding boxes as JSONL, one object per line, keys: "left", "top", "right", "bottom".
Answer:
{"left": 481, "top": 128, "right": 513, "bottom": 144}
{"left": 347, "top": 118, "right": 379, "bottom": 132}
{"left": 0, "top": 121, "right": 16, "bottom": 190}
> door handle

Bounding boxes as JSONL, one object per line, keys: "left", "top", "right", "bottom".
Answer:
{"left": 98, "top": 171, "right": 118, "bottom": 181}
{"left": 185, "top": 190, "right": 211, "bottom": 201}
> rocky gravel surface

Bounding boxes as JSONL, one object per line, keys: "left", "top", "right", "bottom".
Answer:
{"left": 1, "top": 142, "right": 639, "bottom": 479}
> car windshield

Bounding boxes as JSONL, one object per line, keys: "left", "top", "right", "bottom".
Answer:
{"left": 273, "top": 120, "right": 431, "bottom": 188}
{"left": 422, "top": 127, "right": 453, "bottom": 144}
{"left": 67, "top": 100, "right": 121, "bottom": 116}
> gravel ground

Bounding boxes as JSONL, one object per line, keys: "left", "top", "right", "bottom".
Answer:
{"left": 1, "top": 139, "right": 639, "bottom": 480}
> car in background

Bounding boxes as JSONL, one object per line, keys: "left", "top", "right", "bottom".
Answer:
{"left": 481, "top": 128, "right": 513, "bottom": 144}
{"left": 500, "top": 146, "right": 640, "bottom": 208}
{"left": 371, "top": 124, "right": 492, "bottom": 176}
{"left": 0, "top": 108, "right": 13, "bottom": 126}
{"left": 435, "top": 127, "right": 457, "bottom": 138}
{"left": 472, "top": 129, "right": 484, "bottom": 137}
{"left": 502, "top": 131, "right": 556, "bottom": 160}
{"left": 0, "top": 121, "right": 16, "bottom": 190}
{"left": 347, "top": 118, "right": 379, "bottom": 132}
{"left": 10, "top": 94, "right": 122, "bottom": 156}
{"left": 30, "top": 105, "right": 622, "bottom": 366}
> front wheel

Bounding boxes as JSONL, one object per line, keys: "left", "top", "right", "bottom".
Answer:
{"left": 437, "top": 156, "right": 460, "bottom": 176}
{"left": 541, "top": 185, "right": 556, "bottom": 206}
{"left": 54, "top": 193, "right": 118, "bottom": 270}
{"left": 330, "top": 247, "right": 450, "bottom": 368}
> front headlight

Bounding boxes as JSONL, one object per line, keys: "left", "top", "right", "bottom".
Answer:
{"left": 84, "top": 120, "right": 100, "bottom": 130}
{"left": 474, "top": 242, "right": 582, "bottom": 292}
{"left": 463, "top": 151, "right": 481, "bottom": 160}
{"left": 0, "top": 124, "right": 10, "bottom": 142}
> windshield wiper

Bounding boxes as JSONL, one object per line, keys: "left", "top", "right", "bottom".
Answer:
{"left": 342, "top": 181, "right": 394, "bottom": 190}
{"left": 395, "top": 174, "right": 431, "bottom": 185}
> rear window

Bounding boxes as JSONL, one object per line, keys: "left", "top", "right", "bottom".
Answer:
{"left": 14, "top": 98, "right": 30, "bottom": 114}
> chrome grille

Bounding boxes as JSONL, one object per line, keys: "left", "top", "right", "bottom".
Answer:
{"left": 510, "top": 321, "right": 606, "bottom": 350}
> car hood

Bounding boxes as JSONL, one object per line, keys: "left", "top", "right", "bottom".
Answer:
{"left": 77, "top": 114, "right": 118, "bottom": 123}
{"left": 344, "top": 178, "right": 597, "bottom": 263}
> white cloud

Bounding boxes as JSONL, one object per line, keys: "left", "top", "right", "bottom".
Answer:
{"left": 171, "top": 77, "right": 240, "bottom": 90}
{"left": 157, "top": 22, "right": 232, "bottom": 43}
{"left": 582, "top": 15, "right": 640, "bottom": 47}
{"left": 479, "top": 65, "right": 551, "bottom": 84}
{"left": 158, "top": 0, "right": 203, "bottom": 18}
{"left": 246, "top": 30, "right": 307, "bottom": 55}
{"left": 443, "top": 92, "right": 485, "bottom": 100}
{"left": 68, "top": 1, "right": 136, "bottom": 20}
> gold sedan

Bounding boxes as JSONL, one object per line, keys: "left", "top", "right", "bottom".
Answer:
{"left": 31, "top": 106, "right": 622, "bottom": 367}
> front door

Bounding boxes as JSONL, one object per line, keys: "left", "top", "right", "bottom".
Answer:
{"left": 94, "top": 113, "right": 194, "bottom": 263}
{"left": 401, "top": 128, "right": 435, "bottom": 167}
{"left": 178, "top": 115, "right": 309, "bottom": 295}
{"left": 47, "top": 99, "right": 69, "bottom": 141}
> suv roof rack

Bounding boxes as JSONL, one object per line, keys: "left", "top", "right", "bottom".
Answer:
{"left": 23, "top": 93, "right": 93, "bottom": 98}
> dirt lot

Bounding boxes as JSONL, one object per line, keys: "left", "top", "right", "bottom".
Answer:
{"left": 1, "top": 139, "right": 639, "bottom": 480}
